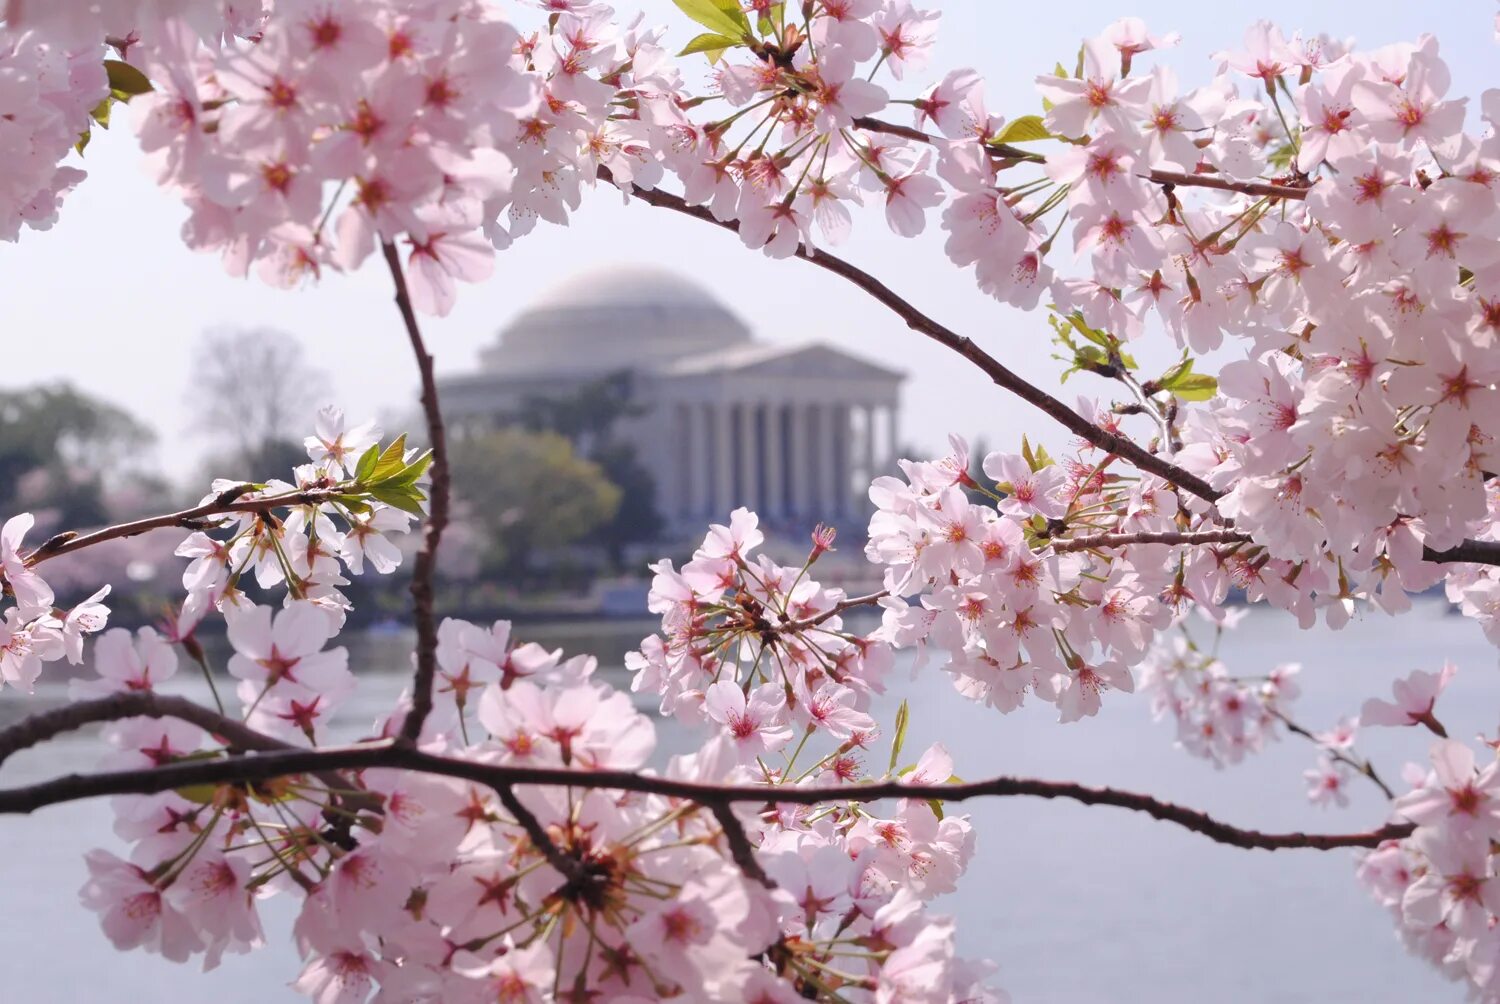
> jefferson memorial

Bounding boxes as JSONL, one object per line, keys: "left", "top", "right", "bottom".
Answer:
{"left": 438, "top": 265, "right": 904, "bottom": 535}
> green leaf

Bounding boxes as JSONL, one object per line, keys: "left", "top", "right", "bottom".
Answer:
{"left": 371, "top": 482, "right": 429, "bottom": 517}
{"left": 1267, "top": 142, "right": 1295, "bottom": 171}
{"left": 671, "top": 0, "right": 749, "bottom": 39}
{"left": 352, "top": 443, "right": 381, "bottom": 483}
{"left": 888, "top": 699, "right": 909, "bottom": 773}
{"left": 1157, "top": 358, "right": 1219, "bottom": 401}
{"left": 1164, "top": 373, "right": 1219, "bottom": 401}
{"left": 74, "top": 128, "right": 91, "bottom": 156}
{"left": 364, "top": 434, "right": 410, "bottom": 484}
{"left": 678, "top": 31, "right": 739, "bottom": 58}
{"left": 89, "top": 97, "right": 112, "bottom": 128}
{"left": 104, "top": 59, "right": 153, "bottom": 98}
{"left": 992, "top": 115, "right": 1053, "bottom": 145}
{"left": 926, "top": 798, "right": 945, "bottom": 820}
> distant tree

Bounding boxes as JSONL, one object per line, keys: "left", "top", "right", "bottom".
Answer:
{"left": 0, "top": 383, "right": 157, "bottom": 527}
{"left": 451, "top": 428, "right": 620, "bottom": 579}
{"left": 512, "top": 371, "right": 662, "bottom": 563}
{"left": 187, "top": 328, "right": 330, "bottom": 473}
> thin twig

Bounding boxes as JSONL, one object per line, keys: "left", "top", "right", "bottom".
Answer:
{"left": 782, "top": 591, "right": 890, "bottom": 632}
{"left": 494, "top": 784, "right": 583, "bottom": 883}
{"left": 23, "top": 486, "right": 342, "bottom": 567}
{"left": 711, "top": 801, "right": 775, "bottom": 888}
{"left": 850, "top": 117, "right": 1315, "bottom": 201}
{"left": 1051, "top": 530, "right": 1252, "bottom": 552}
{"left": 380, "top": 242, "right": 452, "bottom": 744}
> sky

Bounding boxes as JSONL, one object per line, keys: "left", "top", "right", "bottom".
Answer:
{"left": 2, "top": 1, "right": 1496, "bottom": 481}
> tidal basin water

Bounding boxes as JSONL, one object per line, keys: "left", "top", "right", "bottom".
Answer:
{"left": 3, "top": 602, "right": 1497, "bottom": 1003}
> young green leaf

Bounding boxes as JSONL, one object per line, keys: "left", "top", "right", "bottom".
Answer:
{"left": 679, "top": 31, "right": 739, "bottom": 57}
{"left": 888, "top": 699, "right": 909, "bottom": 773}
{"left": 992, "top": 115, "right": 1053, "bottom": 145}
{"left": 671, "top": 0, "right": 749, "bottom": 39}
{"left": 104, "top": 59, "right": 154, "bottom": 98}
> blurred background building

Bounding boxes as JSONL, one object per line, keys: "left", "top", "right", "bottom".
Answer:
{"left": 438, "top": 264, "right": 904, "bottom": 539}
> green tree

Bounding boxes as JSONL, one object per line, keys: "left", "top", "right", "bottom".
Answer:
{"left": 512, "top": 371, "right": 663, "bottom": 565}
{"left": 452, "top": 428, "right": 621, "bottom": 579}
{"left": 0, "top": 383, "right": 157, "bottom": 526}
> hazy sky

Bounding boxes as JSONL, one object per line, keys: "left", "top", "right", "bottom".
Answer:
{"left": 3, "top": 2, "right": 1494, "bottom": 480}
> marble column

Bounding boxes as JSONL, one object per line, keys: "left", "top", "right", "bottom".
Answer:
{"left": 817, "top": 403, "right": 837, "bottom": 518}
{"left": 885, "top": 405, "right": 898, "bottom": 473}
{"left": 688, "top": 402, "right": 709, "bottom": 518}
{"left": 737, "top": 401, "right": 759, "bottom": 512}
{"left": 713, "top": 402, "right": 733, "bottom": 517}
{"left": 790, "top": 403, "right": 812, "bottom": 519}
{"left": 862, "top": 404, "right": 878, "bottom": 487}
{"left": 765, "top": 404, "right": 784, "bottom": 519}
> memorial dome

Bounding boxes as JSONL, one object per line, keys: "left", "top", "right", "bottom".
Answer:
{"left": 480, "top": 264, "right": 753, "bottom": 375}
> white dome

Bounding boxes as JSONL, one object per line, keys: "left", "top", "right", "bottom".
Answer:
{"left": 480, "top": 264, "right": 753, "bottom": 376}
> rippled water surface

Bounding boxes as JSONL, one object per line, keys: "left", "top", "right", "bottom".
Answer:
{"left": 3, "top": 603, "right": 1495, "bottom": 1002}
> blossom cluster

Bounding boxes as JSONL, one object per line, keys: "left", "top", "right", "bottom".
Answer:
{"left": 0, "top": 26, "right": 104, "bottom": 241}
{"left": 74, "top": 549, "right": 1000, "bottom": 1001}
{"left": 0, "top": 512, "right": 112, "bottom": 690}
{"left": 1137, "top": 613, "right": 1302, "bottom": 769}
{"left": 1355, "top": 667, "right": 1500, "bottom": 998}
{"left": 3, "top": 1, "right": 1500, "bottom": 1000}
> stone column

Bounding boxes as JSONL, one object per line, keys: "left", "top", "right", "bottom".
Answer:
{"left": 834, "top": 403, "right": 852, "bottom": 518}
{"left": 817, "top": 403, "right": 838, "bottom": 519}
{"left": 885, "top": 405, "right": 899, "bottom": 472}
{"left": 735, "top": 402, "right": 757, "bottom": 512}
{"left": 687, "top": 402, "right": 708, "bottom": 518}
{"left": 862, "top": 404, "right": 878, "bottom": 488}
{"left": 765, "top": 404, "right": 784, "bottom": 520}
{"left": 714, "top": 401, "right": 733, "bottom": 518}
{"left": 790, "top": 403, "right": 812, "bottom": 519}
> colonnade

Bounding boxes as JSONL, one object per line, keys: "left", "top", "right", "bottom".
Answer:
{"left": 673, "top": 399, "right": 898, "bottom": 523}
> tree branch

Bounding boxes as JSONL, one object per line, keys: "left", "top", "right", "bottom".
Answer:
{"left": 380, "top": 242, "right": 452, "bottom": 744}
{"left": 0, "top": 691, "right": 292, "bottom": 766}
{"left": 1051, "top": 529, "right": 1252, "bottom": 552}
{"left": 23, "top": 485, "right": 343, "bottom": 567}
{"left": 0, "top": 691, "right": 379, "bottom": 816}
{"left": 493, "top": 784, "right": 584, "bottom": 883}
{"left": 710, "top": 801, "right": 776, "bottom": 887}
{"left": 1423, "top": 539, "right": 1500, "bottom": 566}
{"left": 850, "top": 117, "right": 1314, "bottom": 201}
{"left": 604, "top": 170, "right": 1223, "bottom": 505}
{"left": 782, "top": 591, "right": 890, "bottom": 632}
{"left": 0, "top": 741, "right": 1412, "bottom": 851}
{"left": 606, "top": 174, "right": 1500, "bottom": 571}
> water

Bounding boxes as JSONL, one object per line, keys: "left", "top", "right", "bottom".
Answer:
{"left": 2, "top": 602, "right": 1496, "bottom": 1003}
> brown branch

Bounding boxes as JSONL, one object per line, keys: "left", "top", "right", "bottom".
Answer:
{"left": 0, "top": 691, "right": 380, "bottom": 818}
{"left": 604, "top": 170, "right": 1224, "bottom": 505}
{"left": 23, "top": 486, "right": 342, "bottom": 567}
{"left": 380, "top": 242, "right": 452, "bottom": 744}
{"left": 1051, "top": 529, "right": 1252, "bottom": 552}
{"left": 710, "top": 802, "right": 775, "bottom": 888}
{"left": 0, "top": 741, "right": 1412, "bottom": 851}
{"left": 1423, "top": 539, "right": 1500, "bottom": 566}
{"left": 0, "top": 692, "right": 293, "bottom": 766}
{"left": 850, "top": 117, "right": 1313, "bottom": 201}
{"left": 783, "top": 591, "right": 890, "bottom": 632}
{"left": 1267, "top": 707, "right": 1396, "bottom": 801}
{"left": 607, "top": 175, "right": 1500, "bottom": 571}
{"left": 494, "top": 784, "right": 583, "bottom": 883}
{"left": 1143, "top": 168, "right": 1312, "bottom": 201}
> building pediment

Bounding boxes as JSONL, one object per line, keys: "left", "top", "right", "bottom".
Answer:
{"left": 659, "top": 342, "right": 903, "bottom": 382}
